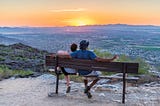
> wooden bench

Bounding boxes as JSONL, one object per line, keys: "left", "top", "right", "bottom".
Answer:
{"left": 45, "top": 54, "right": 139, "bottom": 104}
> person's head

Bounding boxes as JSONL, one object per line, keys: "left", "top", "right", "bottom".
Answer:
{"left": 79, "top": 40, "right": 89, "bottom": 50}
{"left": 70, "top": 43, "right": 77, "bottom": 52}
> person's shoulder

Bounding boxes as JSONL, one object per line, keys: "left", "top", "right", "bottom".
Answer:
{"left": 87, "top": 50, "right": 94, "bottom": 54}
{"left": 87, "top": 50, "right": 97, "bottom": 57}
{"left": 75, "top": 50, "right": 83, "bottom": 53}
{"left": 77, "top": 50, "right": 81, "bottom": 52}
{"left": 74, "top": 50, "right": 81, "bottom": 53}
{"left": 70, "top": 50, "right": 79, "bottom": 55}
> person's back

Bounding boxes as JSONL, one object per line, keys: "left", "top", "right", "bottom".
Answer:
{"left": 70, "top": 40, "right": 98, "bottom": 98}
{"left": 70, "top": 40, "right": 118, "bottom": 98}
{"left": 71, "top": 49, "right": 96, "bottom": 75}
{"left": 71, "top": 50, "right": 95, "bottom": 59}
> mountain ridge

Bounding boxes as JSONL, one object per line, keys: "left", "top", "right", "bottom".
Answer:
{"left": 1, "top": 23, "right": 160, "bottom": 28}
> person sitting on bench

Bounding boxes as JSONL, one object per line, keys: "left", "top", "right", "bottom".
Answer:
{"left": 57, "top": 43, "right": 78, "bottom": 93}
{"left": 69, "top": 40, "right": 118, "bottom": 98}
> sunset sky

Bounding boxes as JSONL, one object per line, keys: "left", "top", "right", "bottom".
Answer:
{"left": 0, "top": 0, "right": 160, "bottom": 27}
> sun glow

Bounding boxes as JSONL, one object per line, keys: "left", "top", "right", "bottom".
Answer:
{"left": 68, "top": 18, "right": 94, "bottom": 26}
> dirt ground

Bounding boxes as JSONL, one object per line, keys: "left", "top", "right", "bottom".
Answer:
{"left": 0, "top": 75, "right": 159, "bottom": 106}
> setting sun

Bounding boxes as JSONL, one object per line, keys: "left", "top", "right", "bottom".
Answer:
{"left": 68, "top": 18, "right": 94, "bottom": 26}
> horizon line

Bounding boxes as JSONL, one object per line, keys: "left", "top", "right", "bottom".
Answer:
{"left": 0, "top": 23, "right": 160, "bottom": 28}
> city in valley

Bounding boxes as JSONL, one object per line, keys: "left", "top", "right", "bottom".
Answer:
{"left": 0, "top": 24, "right": 160, "bottom": 72}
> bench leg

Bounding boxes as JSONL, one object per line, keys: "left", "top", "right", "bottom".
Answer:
{"left": 55, "top": 73, "right": 60, "bottom": 94}
{"left": 122, "top": 73, "right": 126, "bottom": 104}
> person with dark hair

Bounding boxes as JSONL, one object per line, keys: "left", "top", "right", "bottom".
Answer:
{"left": 70, "top": 40, "right": 118, "bottom": 98}
{"left": 70, "top": 43, "right": 77, "bottom": 52}
{"left": 57, "top": 43, "right": 78, "bottom": 93}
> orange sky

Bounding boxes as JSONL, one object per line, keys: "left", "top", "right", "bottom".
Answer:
{"left": 0, "top": 0, "right": 160, "bottom": 27}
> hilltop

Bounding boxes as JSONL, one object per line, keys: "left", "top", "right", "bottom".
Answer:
{"left": 0, "top": 43, "right": 48, "bottom": 71}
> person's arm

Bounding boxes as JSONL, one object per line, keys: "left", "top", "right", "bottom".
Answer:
{"left": 50, "top": 52, "right": 71, "bottom": 59}
{"left": 55, "top": 50, "right": 72, "bottom": 59}
{"left": 57, "top": 54, "right": 72, "bottom": 58}
{"left": 94, "top": 55, "right": 118, "bottom": 62}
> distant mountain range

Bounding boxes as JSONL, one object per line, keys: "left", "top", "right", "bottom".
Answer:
{"left": 1, "top": 24, "right": 160, "bottom": 28}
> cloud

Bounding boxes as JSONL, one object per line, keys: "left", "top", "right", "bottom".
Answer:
{"left": 50, "top": 8, "right": 87, "bottom": 12}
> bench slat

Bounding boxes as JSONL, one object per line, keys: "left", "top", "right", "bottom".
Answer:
{"left": 58, "top": 59, "right": 124, "bottom": 73}
{"left": 126, "top": 63, "right": 139, "bottom": 73}
{"left": 99, "top": 76, "right": 139, "bottom": 80}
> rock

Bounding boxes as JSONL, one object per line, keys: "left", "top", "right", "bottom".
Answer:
{"left": 144, "top": 81, "right": 160, "bottom": 87}
{"left": 99, "top": 93, "right": 105, "bottom": 97}
{"left": 37, "top": 74, "right": 56, "bottom": 80}
{"left": 138, "top": 74, "right": 159, "bottom": 84}
{"left": 9, "top": 77, "right": 16, "bottom": 80}
{"left": 95, "top": 84, "right": 120, "bottom": 92}
{"left": 97, "top": 79, "right": 110, "bottom": 85}
{"left": 30, "top": 72, "right": 42, "bottom": 77}
{"left": 12, "top": 74, "right": 20, "bottom": 78}
{"left": 112, "top": 99, "right": 121, "bottom": 103}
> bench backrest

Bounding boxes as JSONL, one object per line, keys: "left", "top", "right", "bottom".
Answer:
{"left": 46, "top": 55, "right": 139, "bottom": 74}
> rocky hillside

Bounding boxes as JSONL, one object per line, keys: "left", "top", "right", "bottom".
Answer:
{"left": 0, "top": 43, "right": 49, "bottom": 72}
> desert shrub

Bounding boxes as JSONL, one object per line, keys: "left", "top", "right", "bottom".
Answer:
{"left": 12, "top": 70, "right": 34, "bottom": 77}
{"left": 0, "top": 56, "right": 5, "bottom": 61}
{"left": 0, "top": 65, "right": 12, "bottom": 79}
{"left": 133, "top": 57, "right": 150, "bottom": 74}
{"left": 0, "top": 65, "right": 34, "bottom": 80}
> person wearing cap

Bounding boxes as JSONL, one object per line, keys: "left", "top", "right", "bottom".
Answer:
{"left": 69, "top": 40, "right": 118, "bottom": 98}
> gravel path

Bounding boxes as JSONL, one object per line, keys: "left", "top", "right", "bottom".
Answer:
{"left": 0, "top": 74, "right": 159, "bottom": 106}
